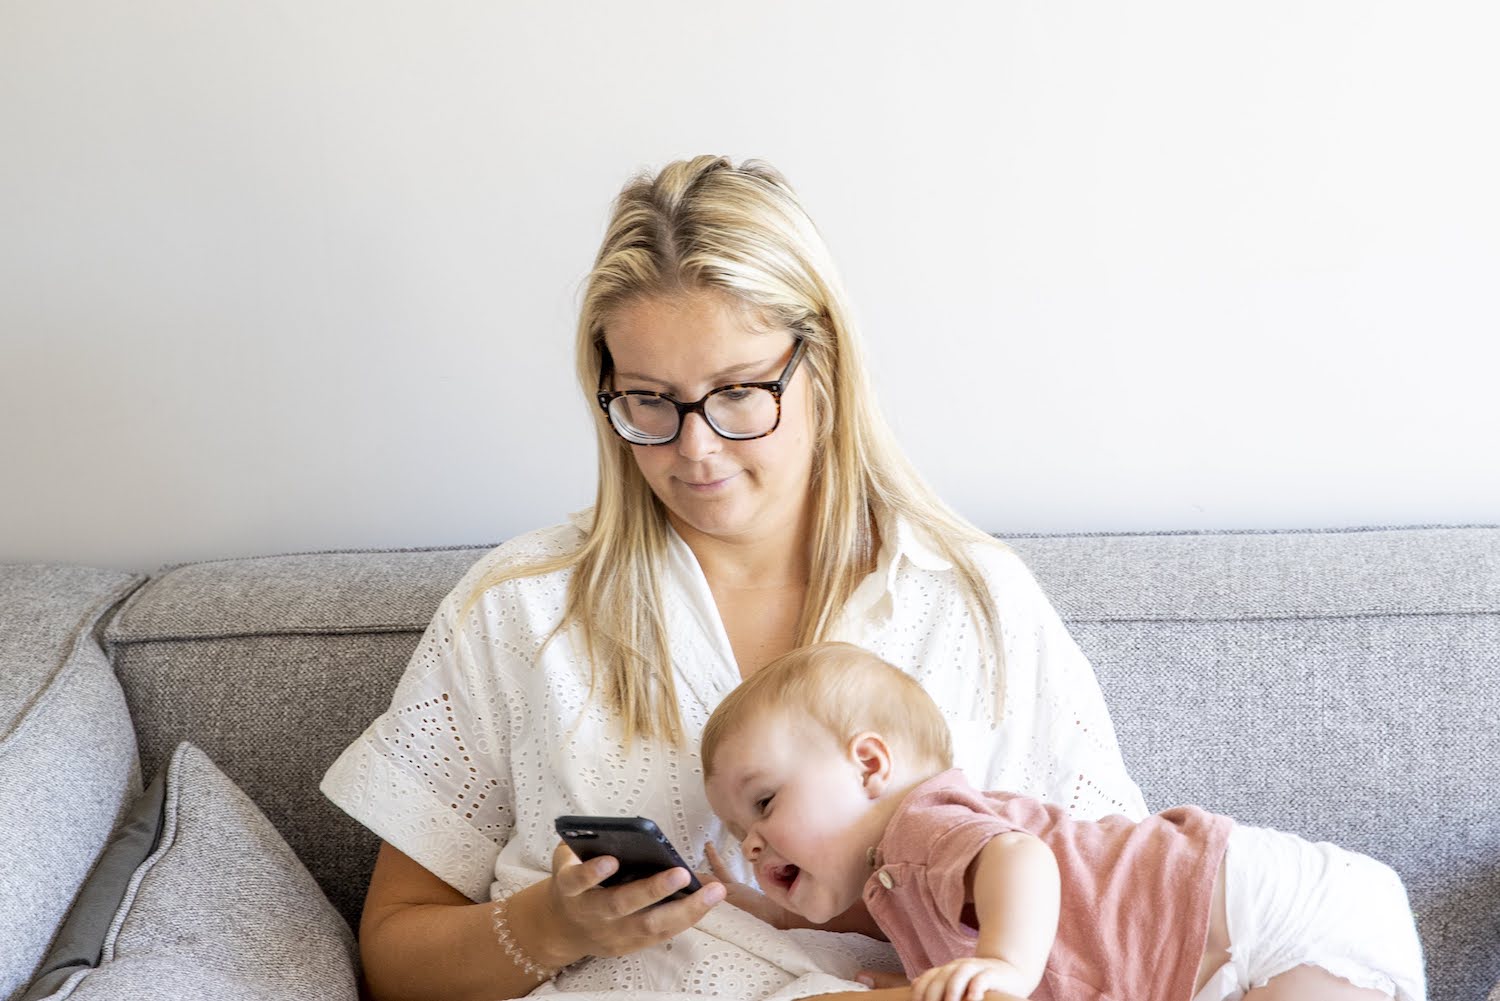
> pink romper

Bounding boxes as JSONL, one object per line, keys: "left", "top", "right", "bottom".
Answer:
{"left": 863, "top": 769, "right": 1232, "bottom": 1001}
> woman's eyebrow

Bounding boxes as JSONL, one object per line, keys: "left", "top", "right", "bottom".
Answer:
{"left": 615, "top": 357, "right": 773, "bottom": 390}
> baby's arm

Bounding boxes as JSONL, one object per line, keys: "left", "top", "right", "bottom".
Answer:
{"left": 910, "top": 832, "right": 1060, "bottom": 1001}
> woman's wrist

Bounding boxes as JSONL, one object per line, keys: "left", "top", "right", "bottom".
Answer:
{"left": 503, "top": 879, "right": 588, "bottom": 972}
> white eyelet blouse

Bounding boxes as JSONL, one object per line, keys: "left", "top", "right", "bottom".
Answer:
{"left": 320, "top": 510, "right": 1147, "bottom": 999}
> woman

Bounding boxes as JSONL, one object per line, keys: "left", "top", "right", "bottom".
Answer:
{"left": 320, "top": 156, "right": 1146, "bottom": 1001}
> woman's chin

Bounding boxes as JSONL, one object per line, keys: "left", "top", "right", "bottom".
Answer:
{"left": 666, "top": 496, "right": 754, "bottom": 540}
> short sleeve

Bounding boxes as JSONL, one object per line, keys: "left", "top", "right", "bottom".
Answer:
{"left": 978, "top": 548, "right": 1149, "bottom": 822}
{"left": 319, "top": 593, "right": 516, "bottom": 901}
{"left": 917, "top": 806, "right": 1020, "bottom": 924}
{"left": 1029, "top": 574, "right": 1147, "bottom": 820}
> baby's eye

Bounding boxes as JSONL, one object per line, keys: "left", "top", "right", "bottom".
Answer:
{"left": 755, "top": 795, "right": 773, "bottom": 814}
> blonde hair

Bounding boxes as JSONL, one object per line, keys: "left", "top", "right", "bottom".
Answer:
{"left": 701, "top": 642, "right": 953, "bottom": 779}
{"left": 466, "top": 155, "right": 1007, "bottom": 745}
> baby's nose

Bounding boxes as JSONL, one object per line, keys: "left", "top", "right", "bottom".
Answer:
{"left": 741, "top": 833, "right": 763, "bottom": 861}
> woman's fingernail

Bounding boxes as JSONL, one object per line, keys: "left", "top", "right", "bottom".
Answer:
{"left": 856, "top": 974, "right": 874, "bottom": 987}
{"left": 704, "top": 883, "right": 726, "bottom": 904}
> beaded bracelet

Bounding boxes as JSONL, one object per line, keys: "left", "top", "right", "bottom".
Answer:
{"left": 491, "top": 887, "right": 561, "bottom": 981}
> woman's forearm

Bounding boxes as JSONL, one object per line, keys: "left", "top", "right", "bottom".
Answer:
{"left": 360, "top": 881, "right": 573, "bottom": 1001}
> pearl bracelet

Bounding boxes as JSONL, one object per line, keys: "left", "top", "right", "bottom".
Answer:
{"left": 491, "top": 887, "right": 561, "bottom": 981}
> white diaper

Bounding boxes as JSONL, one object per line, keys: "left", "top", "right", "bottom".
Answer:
{"left": 1191, "top": 823, "right": 1426, "bottom": 1001}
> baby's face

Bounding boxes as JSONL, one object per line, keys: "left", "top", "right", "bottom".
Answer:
{"left": 704, "top": 710, "right": 878, "bottom": 924}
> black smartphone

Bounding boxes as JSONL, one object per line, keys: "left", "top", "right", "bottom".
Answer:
{"left": 554, "top": 815, "right": 703, "bottom": 903}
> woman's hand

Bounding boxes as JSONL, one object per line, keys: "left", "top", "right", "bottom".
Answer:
{"left": 702, "top": 841, "right": 796, "bottom": 929}
{"left": 539, "top": 841, "right": 727, "bottom": 965}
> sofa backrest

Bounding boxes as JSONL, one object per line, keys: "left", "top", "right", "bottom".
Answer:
{"left": 1007, "top": 526, "right": 1500, "bottom": 1001}
{"left": 100, "top": 527, "right": 1500, "bottom": 1001}
{"left": 102, "top": 546, "right": 489, "bottom": 930}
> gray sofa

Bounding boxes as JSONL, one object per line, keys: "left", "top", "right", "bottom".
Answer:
{"left": 3, "top": 525, "right": 1497, "bottom": 1001}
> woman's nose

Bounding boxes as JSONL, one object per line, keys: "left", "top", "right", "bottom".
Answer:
{"left": 675, "top": 412, "right": 720, "bottom": 461}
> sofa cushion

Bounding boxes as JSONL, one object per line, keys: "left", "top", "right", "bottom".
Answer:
{"left": 1, "top": 564, "right": 144, "bottom": 1001}
{"left": 1007, "top": 525, "right": 1500, "bottom": 1001}
{"left": 19, "top": 742, "right": 358, "bottom": 1001}
{"left": 18, "top": 770, "right": 166, "bottom": 999}
{"left": 103, "top": 545, "right": 488, "bottom": 928}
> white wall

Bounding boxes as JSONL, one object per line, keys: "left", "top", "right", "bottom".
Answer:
{"left": 3, "top": 1, "right": 1497, "bottom": 571}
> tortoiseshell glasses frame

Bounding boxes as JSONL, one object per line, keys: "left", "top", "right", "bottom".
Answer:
{"left": 595, "top": 337, "right": 807, "bottom": 446}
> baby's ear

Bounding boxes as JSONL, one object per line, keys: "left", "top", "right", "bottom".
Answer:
{"left": 849, "top": 732, "right": 894, "bottom": 798}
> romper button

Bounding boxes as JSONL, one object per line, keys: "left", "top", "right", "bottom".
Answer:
{"left": 877, "top": 870, "right": 894, "bottom": 890}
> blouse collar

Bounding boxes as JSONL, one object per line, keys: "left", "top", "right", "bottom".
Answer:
{"left": 564, "top": 505, "right": 955, "bottom": 633}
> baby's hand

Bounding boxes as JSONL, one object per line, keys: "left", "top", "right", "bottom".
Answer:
{"left": 911, "top": 957, "right": 1024, "bottom": 1001}
{"left": 702, "top": 841, "right": 794, "bottom": 930}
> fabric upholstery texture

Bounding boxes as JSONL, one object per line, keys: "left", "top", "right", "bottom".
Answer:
{"left": 1006, "top": 525, "right": 1500, "bottom": 620}
{"left": 106, "top": 546, "right": 486, "bottom": 640}
{"left": 1, "top": 564, "right": 144, "bottom": 1001}
{"left": 103, "top": 545, "right": 488, "bottom": 927}
{"left": 1008, "top": 527, "right": 1500, "bottom": 1001}
{"left": 110, "top": 631, "right": 427, "bottom": 925}
{"left": 21, "top": 742, "right": 357, "bottom": 1001}
{"left": 19, "top": 770, "right": 167, "bottom": 1000}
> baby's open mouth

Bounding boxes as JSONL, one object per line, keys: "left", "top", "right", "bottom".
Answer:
{"left": 768, "top": 863, "right": 800, "bottom": 892}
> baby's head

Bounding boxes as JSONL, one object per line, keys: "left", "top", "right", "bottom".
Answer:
{"left": 701, "top": 641, "right": 952, "bottom": 922}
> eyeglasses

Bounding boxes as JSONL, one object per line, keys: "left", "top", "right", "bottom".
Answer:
{"left": 596, "top": 337, "right": 807, "bottom": 446}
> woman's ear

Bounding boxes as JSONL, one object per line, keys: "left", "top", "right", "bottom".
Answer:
{"left": 848, "top": 732, "right": 894, "bottom": 798}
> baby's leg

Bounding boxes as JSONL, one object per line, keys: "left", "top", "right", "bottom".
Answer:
{"left": 1243, "top": 964, "right": 1391, "bottom": 1000}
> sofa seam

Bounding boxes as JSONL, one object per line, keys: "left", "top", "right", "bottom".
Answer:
{"left": 1063, "top": 608, "right": 1500, "bottom": 625}
{"left": 102, "top": 606, "right": 1500, "bottom": 647}
{"left": 98, "top": 742, "right": 186, "bottom": 965}
{"left": 147, "top": 542, "right": 498, "bottom": 574}
{"left": 107, "top": 623, "right": 426, "bottom": 647}
{"left": 0, "top": 573, "right": 148, "bottom": 749}
{"left": 996, "top": 523, "right": 1500, "bottom": 540}
{"left": 124, "top": 524, "right": 1500, "bottom": 574}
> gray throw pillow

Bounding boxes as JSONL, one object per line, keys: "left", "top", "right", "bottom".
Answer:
{"left": 20, "top": 742, "right": 357, "bottom": 1001}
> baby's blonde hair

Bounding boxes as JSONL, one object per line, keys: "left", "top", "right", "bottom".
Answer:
{"left": 702, "top": 642, "right": 953, "bottom": 778}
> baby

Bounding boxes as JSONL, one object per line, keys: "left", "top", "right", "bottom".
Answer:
{"left": 701, "top": 641, "right": 1425, "bottom": 1001}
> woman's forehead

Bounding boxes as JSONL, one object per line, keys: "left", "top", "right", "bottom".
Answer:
{"left": 604, "top": 293, "right": 794, "bottom": 388}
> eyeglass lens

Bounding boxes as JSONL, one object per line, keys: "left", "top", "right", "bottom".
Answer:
{"left": 609, "top": 387, "right": 778, "bottom": 443}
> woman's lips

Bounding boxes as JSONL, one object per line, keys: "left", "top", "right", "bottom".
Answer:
{"left": 679, "top": 472, "right": 737, "bottom": 493}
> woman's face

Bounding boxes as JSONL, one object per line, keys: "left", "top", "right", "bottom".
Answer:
{"left": 601, "top": 290, "right": 817, "bottom": 549}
